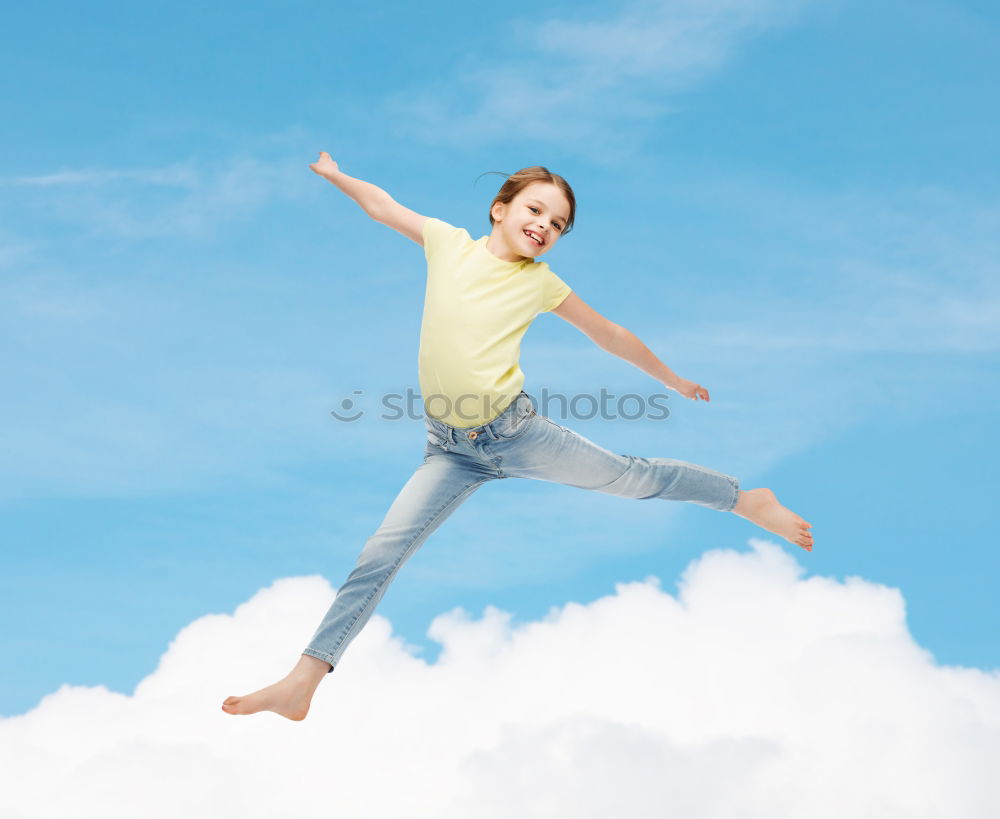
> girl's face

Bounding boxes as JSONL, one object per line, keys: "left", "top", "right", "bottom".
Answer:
{"left": 490, "top": 182, "right": 571, "bottom": 260}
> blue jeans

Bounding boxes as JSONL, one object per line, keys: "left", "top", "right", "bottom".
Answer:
{"left": 303, "top": 390, "right": 739, "bottom": 671}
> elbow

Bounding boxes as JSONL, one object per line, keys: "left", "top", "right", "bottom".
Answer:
{"left": 363, "top": 190, "right": 394, "bottom": 223}
{"left": 364, "top": 203, "right": 385, "bottom": 223}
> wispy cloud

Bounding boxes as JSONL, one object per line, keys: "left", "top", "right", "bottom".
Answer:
{"left": 4, "top": 541, "right": 999, "bottom": 816}
{"left": 2, "top": 164, "right": 200, "bottom": 188}
{"left": 383, "top": 0, "right": 814, "bottom": 159}
{"left": 664, "top": 181, "right": 1000, "bottom": 354}
{"left": 0, "top": 154, "right": 312, "bottom": 239}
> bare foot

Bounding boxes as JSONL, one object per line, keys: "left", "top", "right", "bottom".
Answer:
{"left": 732, "top": 488, "right": 814, "bottom": 551}
{"left": 222, "top": 654, "right": 331, "bottom": 721}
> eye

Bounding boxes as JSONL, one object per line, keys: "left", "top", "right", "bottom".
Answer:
{"left": 528, "top": 205, "right": 563, "bottom": 231}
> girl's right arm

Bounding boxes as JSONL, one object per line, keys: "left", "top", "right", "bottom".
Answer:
{"left": 309, "top": 152, "right": 427, "bottom": 247}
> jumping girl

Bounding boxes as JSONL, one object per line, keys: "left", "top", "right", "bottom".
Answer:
{"left": 221, "top": 153, "right": 814, "bottom": 721}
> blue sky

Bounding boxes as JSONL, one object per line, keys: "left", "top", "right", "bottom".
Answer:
{"left": 2, "top": 0, "right": 998, "bottom": 716}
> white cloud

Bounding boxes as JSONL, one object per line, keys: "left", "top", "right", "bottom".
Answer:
{"left": 384, "top": 0, "right": 814, "bottom": 159}
{"left": 3, "top": 540, "right": 998, "bottom": 818}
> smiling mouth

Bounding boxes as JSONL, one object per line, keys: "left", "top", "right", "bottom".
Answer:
{"left": 523, "top": 229, "right": 545, "bottom": 246}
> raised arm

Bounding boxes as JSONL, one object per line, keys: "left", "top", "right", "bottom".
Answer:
{"left": 552, "top": 291, "right": 710, "bottom": 401}
{"left": 308, "top": 152, "right": 427, "bottom": 246}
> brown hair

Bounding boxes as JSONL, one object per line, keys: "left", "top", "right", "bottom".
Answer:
{"left": 481, "top": 166, "right": 576, "bottom": 236}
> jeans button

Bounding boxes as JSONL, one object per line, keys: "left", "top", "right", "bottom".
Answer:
{"left": 468, "top": 431, "right": 478, "bottom": 440}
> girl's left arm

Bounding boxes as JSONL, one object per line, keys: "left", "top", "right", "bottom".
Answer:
{"left": 552, "top": 292, "right": 709, "bottom": 401}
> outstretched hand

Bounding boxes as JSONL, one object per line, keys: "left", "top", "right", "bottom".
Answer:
{"left": 673, "top": 378, "right": 710, "bottom": 402}
{"left": 309, "top": 151, "right": 339, "bottom": 178}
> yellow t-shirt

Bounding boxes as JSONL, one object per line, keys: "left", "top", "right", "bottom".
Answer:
{"left": 419, "top": 217, "right": 572, "bottom": 428}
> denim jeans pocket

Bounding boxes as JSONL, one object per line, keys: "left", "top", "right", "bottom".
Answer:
{"left": 427, "top": 430, "right": 450, "bottom": 450}
{"left": 424, "top": 416, "right": 451, "bottom": 450}
{"left": 495, "top": 407, "right": 536, "bottom": 440}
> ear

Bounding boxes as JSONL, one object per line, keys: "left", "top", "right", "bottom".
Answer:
{"left": 490, "top": 200, "right": 506, "bottom": 223}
